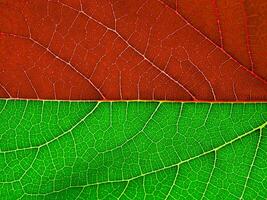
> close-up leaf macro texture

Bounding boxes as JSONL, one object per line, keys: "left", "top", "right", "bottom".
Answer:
{"left": 0, "top": 0, "right": 266, "bottom": 199}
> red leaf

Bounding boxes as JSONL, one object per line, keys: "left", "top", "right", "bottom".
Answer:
{"left": 161, "top": 0, "right": 267, "bottom": 81}
{"left": 0, "top": 0, "right": 266, "bottom": 101}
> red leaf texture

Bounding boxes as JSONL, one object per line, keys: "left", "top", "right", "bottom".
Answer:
{"left": 0, "top": 0, "right": 266, "bottom": 101}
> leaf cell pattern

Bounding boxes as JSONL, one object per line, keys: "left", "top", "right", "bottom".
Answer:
{"left": 0, "top": 100, "right": 266, "bottom": 199}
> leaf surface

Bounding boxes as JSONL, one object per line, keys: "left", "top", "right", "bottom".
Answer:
{"left": 0, "top": 0, "right": 266, "bottom": 101}
{"left": 0, "top": 100, "right": 266, "bottom": 199}
{"left": 161, "top": 0, "right": 267, "bottom": 80}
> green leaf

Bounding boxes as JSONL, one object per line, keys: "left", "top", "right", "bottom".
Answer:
{"left": 0, "top": 100, "right": 266, "bottom": 200}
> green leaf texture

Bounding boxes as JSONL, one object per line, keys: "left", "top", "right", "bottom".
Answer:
{"left": 0, "top": 100, "right": 266, "bottom": 200}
